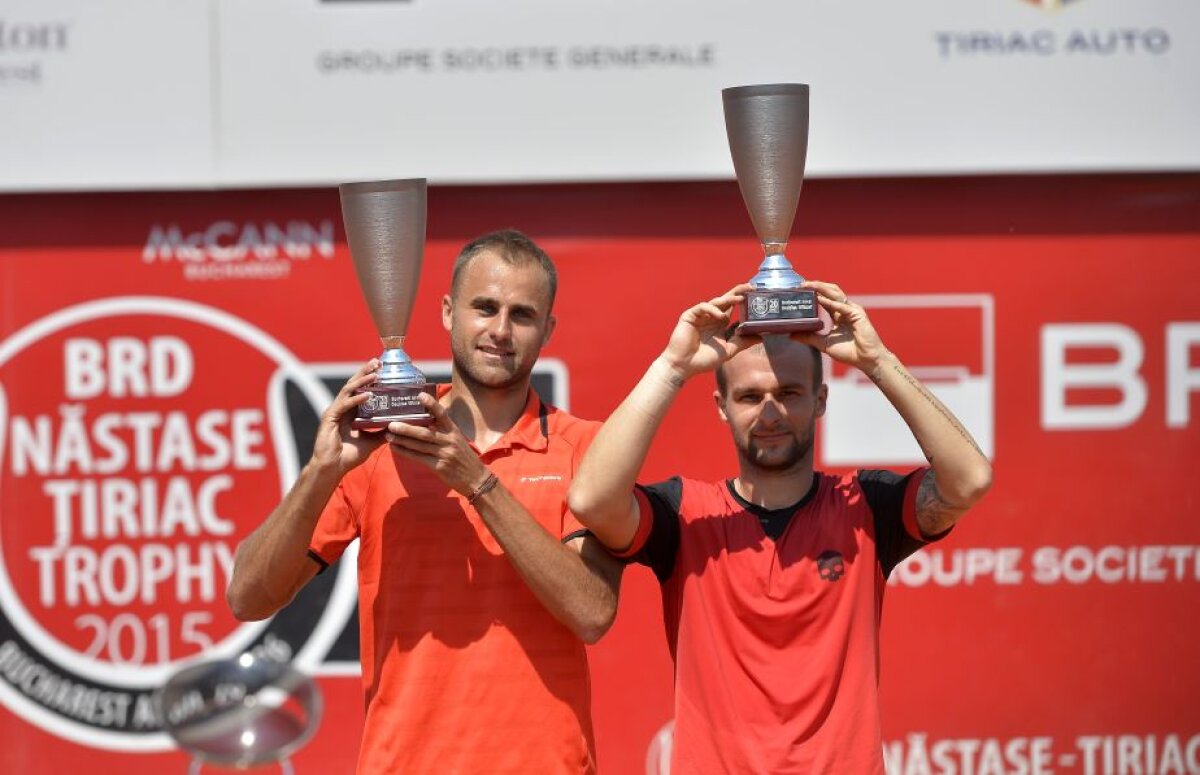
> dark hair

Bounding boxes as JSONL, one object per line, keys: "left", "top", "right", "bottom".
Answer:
{"left": 450, "top": 229, "right": 558, "bottom": 311}
{"left": 715, "top": 335, "right": 824, "bottom": 396}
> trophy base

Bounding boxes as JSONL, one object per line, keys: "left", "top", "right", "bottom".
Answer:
{"left": 736, "top": 317, "right": 824, "bottom": 335}
{"left": 353, "top": 383, "right": 436, "bottom": 430}
{"left": 737, "top": 288, "right": 822, "bottom": 335}
{"left": 352, "top": 414, "right": 435, "bottom": 431}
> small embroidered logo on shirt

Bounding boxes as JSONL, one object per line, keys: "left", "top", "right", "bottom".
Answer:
{"left": 519, "top": 474, "right": 564, "bottom": 483}
{"left": 817, "top": 550, "right": 846, "bottom": 582}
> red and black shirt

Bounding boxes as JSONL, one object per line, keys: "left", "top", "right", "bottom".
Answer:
{"left": 617, "top": 468, "right": 940, "bottom": 774}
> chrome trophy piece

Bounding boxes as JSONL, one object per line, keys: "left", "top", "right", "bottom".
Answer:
{"left": 723, "top": 83, "right": 822, "bottom": 334}
{"left": 158, "top": 652, "right": 323, "bottom": 774}
{"left": 339, "top": 178, "right": 434, "bottom": 428}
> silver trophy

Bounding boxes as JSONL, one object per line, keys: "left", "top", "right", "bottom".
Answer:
{"left": 723, "top": 84, "right": 822, "bottom": 334}
{"left": 339, "top": 178, "right": 434, "bottom": 428}
{"left": 158, "top": 652, "right": 322, "bottom": 774}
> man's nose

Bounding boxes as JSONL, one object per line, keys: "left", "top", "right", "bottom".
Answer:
{"left": 758, "top": 396, "right": 785, "bottom": 422}
{"left": 489, "top": 310, "right": 513, "bottom": 340}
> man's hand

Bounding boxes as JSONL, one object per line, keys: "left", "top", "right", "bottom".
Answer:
{"left": 385, "top": 392, "right": 491, "bottom": 497}
{"left": 312, "top": 359, "right": 388, "bottom": 475}
{"left": 660, "top": 284, "right": 755, "bottom": 380}
{"left": 794, "top": 280, "right": 889, "bottom": 376}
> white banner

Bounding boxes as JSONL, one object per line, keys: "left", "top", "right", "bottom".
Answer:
{"left": 2, "top": 0, "right": 1198, "bottom": 190}
{"left": 215, "top": 0, "right": 1200, "bottom": 185}
{"left": 0, "top": 0, "right": 214, "bottom": 190}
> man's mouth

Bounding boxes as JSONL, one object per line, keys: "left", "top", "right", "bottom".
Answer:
{"left": 479, "top": 345, "right": 513, "bottom": 357}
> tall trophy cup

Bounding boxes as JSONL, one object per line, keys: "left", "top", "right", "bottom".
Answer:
{"left": 339, "top": 178, "right": 434, "bottom": 428}
{"left": 723, "top": 83, "right": 823, "bottom": 334}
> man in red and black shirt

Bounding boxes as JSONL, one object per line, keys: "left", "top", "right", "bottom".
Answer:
{"left": 569, "top": 280, "right": 992, "bottom": 773}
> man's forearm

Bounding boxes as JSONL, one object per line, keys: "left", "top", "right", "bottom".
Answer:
{"left": 865, "top": 351, "right": 993, "bottom": 511}
{"left": 473, "top": 484, "right": 620, "bottom": 644}
{"left": 567, "top": 356, "right": 685, "bottom": 548}
{"left": 226, "top": 460, "right": 341, "bottom": 620}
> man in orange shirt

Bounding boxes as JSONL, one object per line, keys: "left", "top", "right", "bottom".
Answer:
{"left": 227, "top": 230, "right": 623, "bottom": 773}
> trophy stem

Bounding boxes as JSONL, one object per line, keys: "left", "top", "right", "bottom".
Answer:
{"left": 353, "top": 345, "right": 434, "bottom": 429}
{"left": 376, "top": 345, "right": 426, "bottom": 387}
{"left": 749, "top": 252, "right": 806, "bottom": 290}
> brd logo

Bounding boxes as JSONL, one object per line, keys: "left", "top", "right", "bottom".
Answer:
{"left": 0, "top": 298, "right": 353, "bottom": 751}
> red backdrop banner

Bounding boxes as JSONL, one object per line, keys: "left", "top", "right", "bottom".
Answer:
{"left": 0, "top": 176, "right": 1197, "bottom": 774}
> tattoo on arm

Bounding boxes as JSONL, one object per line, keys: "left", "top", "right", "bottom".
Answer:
{"left": 883, "top": 359, "right": 988, "bottom": 462}
{"left": 915, "top": 470, "right": 966, "bottom": 536}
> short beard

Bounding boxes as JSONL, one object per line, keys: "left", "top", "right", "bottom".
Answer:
{"left": 451, "top": 347, "right": 528, "bottom": 393}
{"left": 739, "top": 430, "right": 814, "bottom": 472}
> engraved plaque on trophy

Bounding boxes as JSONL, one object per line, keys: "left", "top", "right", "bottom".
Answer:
{"left": 339, "top": 178, "right": 434, "bottom": 428}
{"left": 723, "top": 83, "right": 822, "bottom": 334}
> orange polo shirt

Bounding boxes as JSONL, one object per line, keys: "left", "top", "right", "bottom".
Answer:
{"left": 310, "top": 387, "right": 600, "bottom": 774}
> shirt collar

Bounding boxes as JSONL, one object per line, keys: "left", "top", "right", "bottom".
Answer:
{"left": 437, "top": 383, "right": 549, "bottom": 453}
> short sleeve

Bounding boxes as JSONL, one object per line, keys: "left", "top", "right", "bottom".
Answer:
{"left": 859, "top": 467, "right": 946, "bottom": 578}
{"left": 626, "top": 478, "right": 683, "bottom": 583}
{"left": 309, "top": 475, "right": 362, "bottom": 569}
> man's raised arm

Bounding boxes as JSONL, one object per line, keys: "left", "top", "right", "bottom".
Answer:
{"left": 568, "top": 286, "right": 750, "bottom": 551}
{"left": 797, "top": 281, "right": 993, "bottom": 536}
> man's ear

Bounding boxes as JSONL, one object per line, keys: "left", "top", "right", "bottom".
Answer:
{"left": 541, "top": 314, "right": 557, "bottom": 346}
{"left": 713, "top": 389, "right": 729, "bottom": 424}
{"left": 441, "top": 294, "right": 453, "bottom": 333}
{"left": 815, "top": 383, "right": 828, "bottom": 419}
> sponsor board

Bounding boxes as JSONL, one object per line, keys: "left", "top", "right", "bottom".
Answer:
{"left": 141, "top": 220, "right": 336, "bottom": 282}
{"left": 0, "top": 0, "right": 213, "bottom": 190}
{"left": 822, "top": 294, "right": 995, "bottom": 466}
{"left": 0, "top": 183, "right": 1196, "bottom": 773}
{"left": 0, "top": 298, "right": 352, "bottom": 749}
{"left": 890, "top": 544, "right": 1200, "bottom": 588}
{"left": 4, "top": 1, "right": 1199, "bottom": 190}
{"left": 216, "top": 0, "right": 1200, "bottom": 185}
{"left": 884, "top": 731, "right": 1200, "bottom": 775}
{"left": 0, "top": 303, "right": 570, "bottom": 745}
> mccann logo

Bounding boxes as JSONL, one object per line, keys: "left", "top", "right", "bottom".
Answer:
{"left": 142, "top": 221, "right": 335, "bottom": 282}
{"left": 0, "top": 298, "right": 354, "bottom": 751}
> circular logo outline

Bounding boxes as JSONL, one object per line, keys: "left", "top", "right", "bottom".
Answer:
{"left": 0, "top": 296, "right": 355, "bottom": 750}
